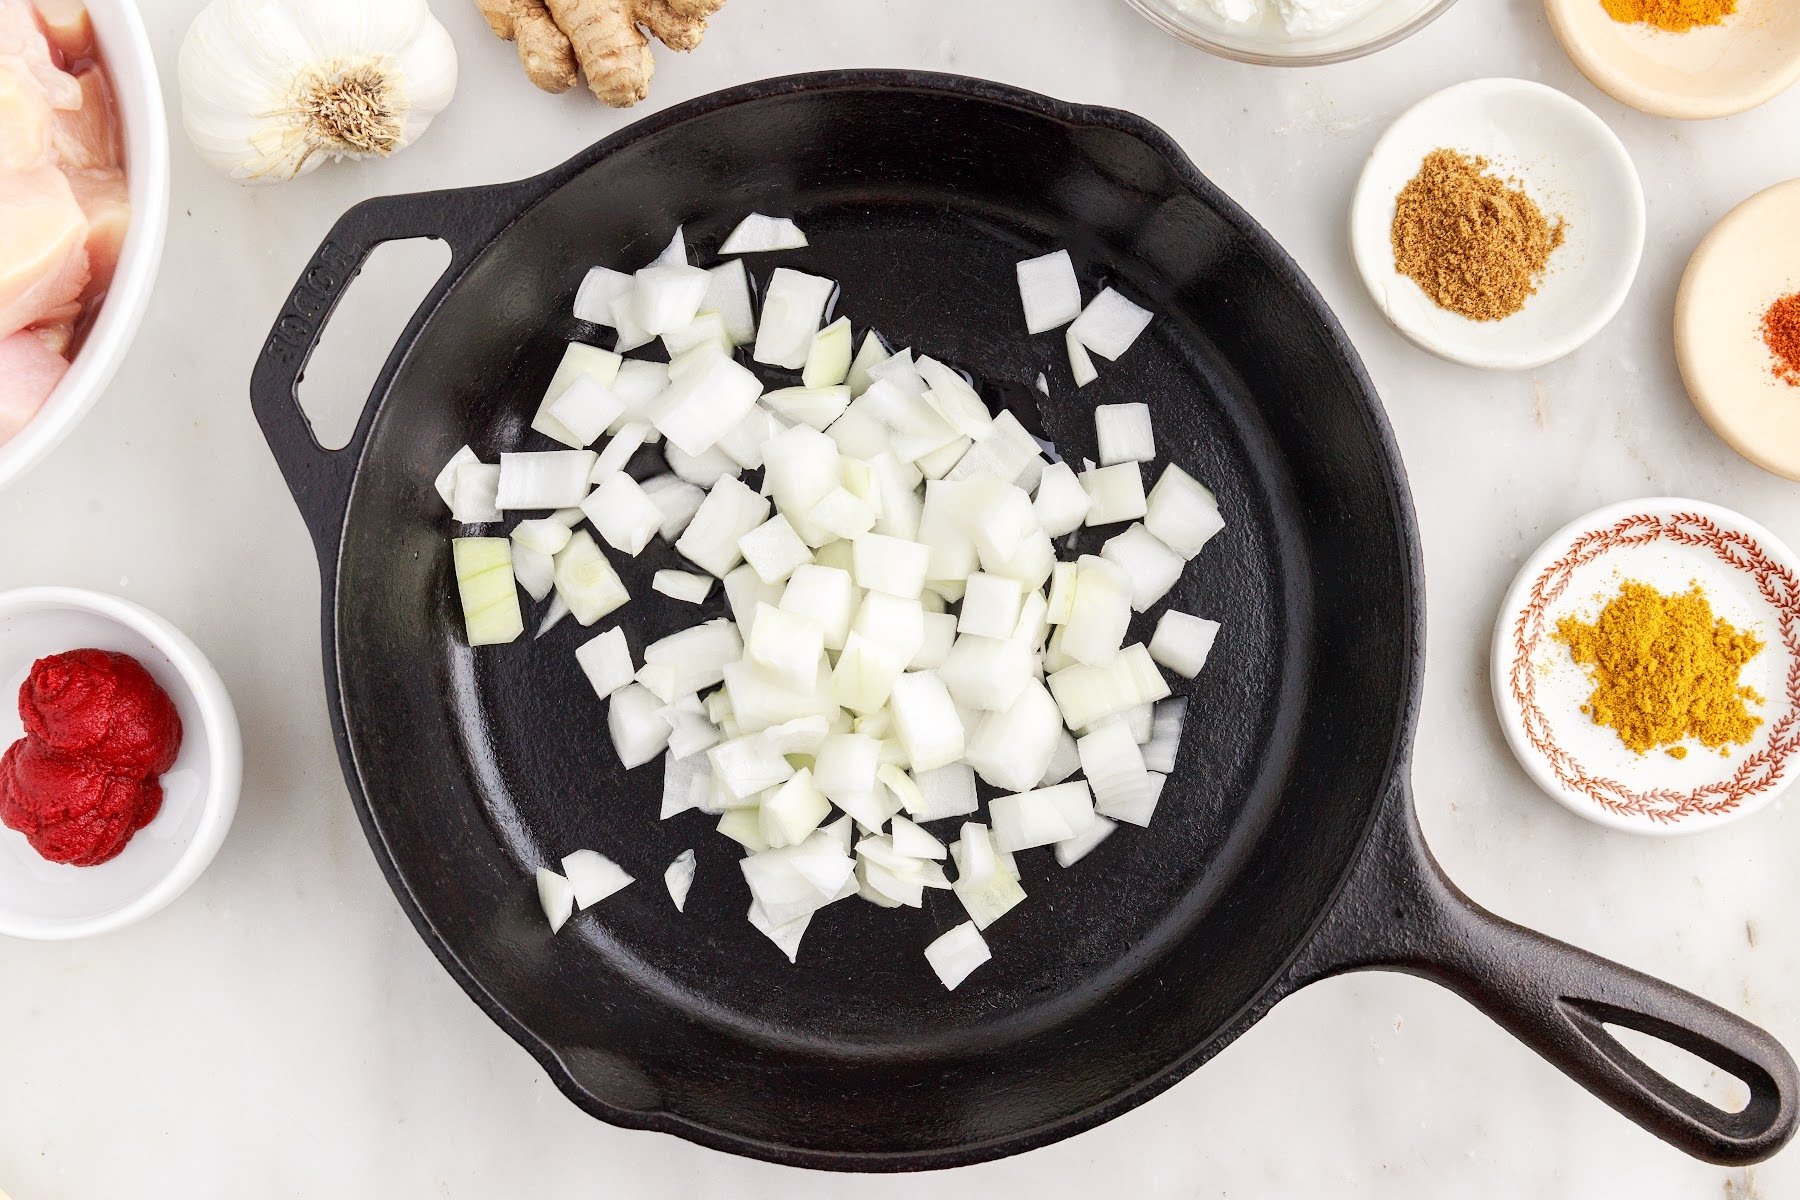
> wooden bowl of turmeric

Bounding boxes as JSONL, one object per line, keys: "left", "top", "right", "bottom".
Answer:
{"left": 1492, "top": 498, "right": 1800, "bottom": 836}
{"left": 1546, "top": 0, "right": 1800, "bottom": 120}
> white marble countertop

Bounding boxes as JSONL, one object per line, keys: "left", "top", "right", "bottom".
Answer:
{"left": 4, "top": 0, "right": 1799, "bottom": 1194}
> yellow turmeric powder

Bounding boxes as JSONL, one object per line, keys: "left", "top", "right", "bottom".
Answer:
{"left": 1601, "top": 0, "right": 1736, "bottom": 33}
{"left": 1553, "top": 581, "right": 1763, "bottom": 756}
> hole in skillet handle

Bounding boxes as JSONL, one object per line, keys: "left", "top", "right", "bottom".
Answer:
{"left": 250, "top": 181, "right": 538, "bottom": 565}
{"left": 296, "top": 239, "right": 453, "bottom": 451}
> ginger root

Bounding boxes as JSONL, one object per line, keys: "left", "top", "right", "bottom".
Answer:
{"left": 480, "top": 0, "right": 728, "bottom": 107}
{"left": 477, "top": 0, "right": 580, "bottom": 93}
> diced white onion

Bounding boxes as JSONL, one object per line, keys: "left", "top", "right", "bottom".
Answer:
{"left": 1015, "top": 249, "right": 1082, "bottom": 335}
{"left": 575, "top": 627, "right": 634, "bottom": 701}
{"left": 451, "top": 462, "right": 502, "bottom": 524}
{"left": 1101, "top": 523, "right": 1186, "bottom": 612}
{"left": 924, "top": 922, "right": 991, "bottom": 990}
{"left": 582, "top": 471, "right": 663, "bottom": 557}
{"left": 537, "top": 867, "right": 576, "bottom": 933}
{"left": 653, "top": 569, "right": 714, "bottom": 604}
{"left": 562, "top": 849, "right": 634, "bottom": 908}
{"left": 1142, "top": 698, "right": 1188, "bottom": 774}
{"left": 1149, "top": 610, "right": 1221, "bottom": 679}
{"left": 1080, "top": 463, "right": 1147, "bottom": 526}
{"left": 1145, "top": 464, "right": 1225, "bottom": 559}
{"left": 1069, "top": 287, "right": 1153, "bottom": 360}
{"left": 435, "top": 446, "right": 478, "bottom": 510}
{"left": 754, "top": 268, "right": 835, "bottom": 370}
{"left": 1095, "top": 402, "right": 1155, "bottom": 465}
{"left": 1054, "top": 815, "right": 1116, "bottom": 867}
{"left": 664, "top": 849, "right": 697, "bottom": 911}
{"left": 719, "top": 213, "right": 809, "bottom": 254}
{"left": 574, "top": 266, "right": 634, "bottom": 326}
{"left": 608, "top": 683, "right": 671, "bottom": 768}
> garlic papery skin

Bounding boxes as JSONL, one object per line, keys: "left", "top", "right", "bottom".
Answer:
{"left": 178, "top": 0, "right": 458, "bottom": 185}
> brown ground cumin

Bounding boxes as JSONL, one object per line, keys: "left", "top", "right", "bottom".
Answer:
{"left": 1391, "top": 149, "right": 1567, "bottom": 322}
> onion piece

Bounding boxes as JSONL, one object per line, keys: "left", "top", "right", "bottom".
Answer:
{"left": 704, "top": 259, "right": 756, "bottom": 345}
{"left": 778, "top": 564, "right": 858, "bottom": 651}
{"left": 720, "top": 213, "right": 809, "bottom": 254}
{"left": 890, "top": 814, "right": 947, "bottom": 860}
{"left": 937, "top": 632, "right": 1033, "bottom": 712}
{"left": 512, "top": 518, "right": 573, "bottom": 557}
{"left": 925, "top": 922, "right": 992, "bottom": 990}
{"left": 511, "top": 545, "right": 555, "bottom": 603}
{"left": 851, "top": 533, "right": 930, "bottom": 598}
{"left": 1149, "top": 610, "right": 1222, "bottom": 679}
{"left": 846, "top": 330, "right": 890, "bottom": 394}
{"left": 887, "top": 670, "right": 966, "bottom": 772}
{"left": 639, "top": 474, "right": 706, "bottom": 541}
{"left": 1066, "top": 330, "right": 1097, "bottom": 388}
{"left": 574, "top": 266, "right": 634, "bottom": 326}
{"left": 654, "top": 226, "right": 688, "bottom": 267}
{"left": 661, "top": 754, "right": 710, "bottom": 818}
{"left": 1046, "top": 644, "right": 1171, "bottom": 730}
{"left": 710, "top": 731, "right": 797, "bottom": 801}
{"left": 761, "top": 768, "right": 832, "bottom": 848}
{"left": 754, "top": 268, "right": 835, "bottom": 370}
{"left": 1060, "top": 555, "right": 1132, "bottom": 667}
{"left": 632, "top": 263, "right": 710, "bottom": 336}
{"left": 661, "top": 310, "right": 731, "bottom": 360}
{"left": 532, "top": 343, "right": 624, "bottom": 447}
{"left": 608, "top": 683, "right": 671, "bottom": 768}
{"left": 748, "top": 901, "right": 812, "bottom": 962}
{"left": 609, "top": 290, "right": 654, "bottom": 353}
{"left": 611, "top": 359, "right": 671, "bottom": 431}
{"left": 655, "top": 356, "right": 766, "bottom": 457}
{"left": 590, "top": 421, "right": 651, "bottom": 484}
{"left": 719, "top": 809, "right": 771, "bottom": 852}
{"left": 653, "top": 569, "right": 714, "bottom": 604}
{"left": 958, "top": 572, "right": 1024, "bottom": 639}
{"left": 1142, "top": 698, "right": 1188, "bottom": 773}
{"left": 747, "top": 603, "right": 826, "bottom": 692}
{"left": 552, "top": 531, "right": 629, "bottom": 625}
{"left": 664, "top": 849, "right": 697, "bottom": 911}
{"left": 738, "top": 515, "right": 815, "bottom": 585}
{"left": 498, "top": 451, "right": 598, "bottom": 510}
{"left": 813, "top": 732, "right": 882, "bottom": 807}
{"left": 1033, "top": 461, "right": 1092, "bottom": 538}
{"left": 435, "top": 445, "right": 478, "bottom": 510}
{"left": 453, "top": 537, "right": 524, "bottom": 646}
{"left": 1078, "top": 714, "right": 1154, "bottom": 813}
{"left": 989, "top": 781, "right": 1093, "bottom": 851}
{"left": 765, "top": 385, "right": 852, "bottom": 429}
{"left": 536, "top": 593, "right": 571, "bottom": 639}
{"left": 562, "top": 849, "right": 634, "bottom": 908}
{"left": 575, "top": 627, "right": 634, "bottom": 701}
{"left": 1095, "top": 402, "right": 1155, "bottom": 465}
{"left": 1101, "top": 523, "right": 1186, "bottom": 612}
{"left": 547, "top": 375, "right": 627, "bottom": 447}
{"left": 830, "top": 632, "right": 909, "bottom": 714}
{"left": 644, "top": 620, "right": 743, "bottom": 695}
{"left": 1069, "top": 287, "right": 1153, "bottom": 360}
{"left": 1101, "top": 771, "right": 1166, "bottom": 828}
{"left": 1054, "top": 816, "right": 1116, "bottom": 867}
{"left": 1039, "top": 729, "right": 1080, "bottom": 786}
{"left": 1080, "top": 463, "right": 1148, "bottom": 526}
{"left": 676, "top": 477, "right": 771, "bottom": 578}
{"left": 963, "top": 678, "right": 1061, "bottom": 793}
{"left": 666, "top": 442, "right": 742, "bottom": 488}
{"left": 537, "top": 867, "right": 576, "bottom": 934}
{"left": 451, "top": 463, "right": 502, "bottom": 524}
{"left": 1016, "top": 249, "right": 1082, "bottom": 334}
{"left": 583, "top": 471, "right": 664, "bottom": 557}
{"left": 954, "top": 868, "right": 1026, "bottom": 930}
{"left": 803, "top": 316, "right": 854, "bottom": 387}
{"left": 1145, "top": 464, "right": 1225, "bottom": 559}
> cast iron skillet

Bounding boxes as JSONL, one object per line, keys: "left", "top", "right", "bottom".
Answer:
{"left": 251, "top": 71, "right": 1797, "bottom": 1170}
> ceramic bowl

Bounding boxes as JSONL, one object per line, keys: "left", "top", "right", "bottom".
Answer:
{"left": 0, "top": 589, "right": 241, "bottom": 939}
{"left": 1675, "top": 178, "right": 1800, "bottom": 481}
{"left": 1546, "top": 0, "right": 1800, "bottom": 120}
{"left": 1121, "top": 0, "right": 1460, "bottom": 65}
{"left": 0, "top": 0, "right": 171, "bottom": 491}
{"left": 1492, "top": 499, "right": 1800, "bottom": 836}
{"left": 1350, "top": 78, "right": 1644, "bottom": 371}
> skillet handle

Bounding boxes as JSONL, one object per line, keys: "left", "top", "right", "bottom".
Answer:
{"left": 1290, "top": 783, "right": 1799, "bottom": 1166}
{"left": 249, "top": 181, "right": 534, "bottom": 555}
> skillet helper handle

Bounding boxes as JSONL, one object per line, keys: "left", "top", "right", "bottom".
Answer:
{"left": 1292, "top": 785, "right": 1799, "bottom": 1166}
{"left": 249, "top": 183, "right": 528, "bottom": 553}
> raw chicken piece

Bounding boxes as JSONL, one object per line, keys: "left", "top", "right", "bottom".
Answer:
{"left": 51, "top": 66, "right": 114, "bottom": 169}
{"left": 0, "top": 164, "right": 88, "bottom": 338}
{"left": 0, "top": 329, "right": 68, "bottom": 444}
{"left": 30, "top": 0, "right": 92, "bottom": 60}
{"left": 0, "top": 0, "right": 78, "bottom": 110}
{"left": 0, "top": 59, "right": 48, "bottom": 170}
{"left": 65, "top": 166, "right": 122, "bottom": 298}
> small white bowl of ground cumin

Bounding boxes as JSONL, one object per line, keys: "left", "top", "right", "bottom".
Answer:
{"left": 1350, "top": 78, "right": 1645, "bottom": 371}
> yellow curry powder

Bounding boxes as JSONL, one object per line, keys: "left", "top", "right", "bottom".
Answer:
{"left": 1601, "top": 0, "right": 1736, "bottom": 33}
{"left": 1553, "top": 581, "right": 1764, "bottom": 757}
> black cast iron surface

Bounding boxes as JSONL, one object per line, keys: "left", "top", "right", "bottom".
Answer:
{"left": 251, "top": 71, "right": 1797, "bottom": 1170}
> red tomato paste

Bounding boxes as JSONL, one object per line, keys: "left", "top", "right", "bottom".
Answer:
{"left": 0, "top": 649, "right": 181, "bottom": 866}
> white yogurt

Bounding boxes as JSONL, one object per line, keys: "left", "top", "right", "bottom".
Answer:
{"left": 1187, "top": 0, "right": 1382, "bottom": 35}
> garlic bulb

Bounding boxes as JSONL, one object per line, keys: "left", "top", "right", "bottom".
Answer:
{"left": 178, "top": 0, "right": 458, "bottom": 185}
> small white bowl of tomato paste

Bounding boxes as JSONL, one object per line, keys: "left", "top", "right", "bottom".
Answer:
{"left": 0, "top": 0, "right": 170, "bottom": 490}
{"left": 0, "top": 587, "right": 240, "bottom": 939}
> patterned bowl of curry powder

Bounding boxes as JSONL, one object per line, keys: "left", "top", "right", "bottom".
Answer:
{"left": 1493, "top": 498, "right": 1800, "bottom": 834}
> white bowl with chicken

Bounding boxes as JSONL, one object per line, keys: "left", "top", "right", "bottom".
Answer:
{"left": 0, "top": 0, "right": 168, "bottom": 490}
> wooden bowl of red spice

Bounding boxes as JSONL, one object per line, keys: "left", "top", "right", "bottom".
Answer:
{"left": 1493, "top": 498, "right": 1800, "bottom": 835}
{"left": 1676, "top": 179, "right": 1800, "bottom": 481}
{"left": 1548, "top": 0, "right": 1800, "bottom": 119}
{"left": 0, "top": 587, "right": 240, "bottom": 939}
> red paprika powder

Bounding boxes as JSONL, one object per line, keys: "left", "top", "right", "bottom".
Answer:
{"left": 0, "top": 650, "right": 182, "bottom": 866}
{"left": 1765, "top": 292, "right": 1800, "bottom": 388}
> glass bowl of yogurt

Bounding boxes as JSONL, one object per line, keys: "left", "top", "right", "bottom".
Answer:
{"left": 1122, "top": 0, "right": 1459, "bottom": 65}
